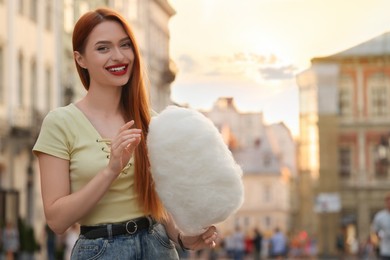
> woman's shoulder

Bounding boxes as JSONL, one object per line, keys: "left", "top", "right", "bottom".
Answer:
{"left": 40, "top": 104, "right": 84, "bottom": 132}
{"left": 44, "top": 104, "right": 78, "bottom": 121}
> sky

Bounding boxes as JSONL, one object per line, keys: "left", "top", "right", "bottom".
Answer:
{"left": 167, "top": 0, "right": 390, "bottom": 137}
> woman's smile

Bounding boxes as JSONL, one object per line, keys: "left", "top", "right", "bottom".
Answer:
{"left": 106, "top": 64, "right": 129, "bottom": 76}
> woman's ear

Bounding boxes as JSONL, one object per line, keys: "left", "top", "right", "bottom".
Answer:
{"left": 74, "top": 51, "right": 86, "bottom": 69}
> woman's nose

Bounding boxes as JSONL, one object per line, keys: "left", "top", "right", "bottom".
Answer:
{"left": 111, "top": 47, "right": 124, "bottom": 61}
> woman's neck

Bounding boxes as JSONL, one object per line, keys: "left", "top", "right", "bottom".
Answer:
{"left": 79, "top": 85, "right": 123, "bottom": 118}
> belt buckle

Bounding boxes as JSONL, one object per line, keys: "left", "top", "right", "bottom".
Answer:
{"left": 125, "top": 220, "right": 138, "bottom": 235}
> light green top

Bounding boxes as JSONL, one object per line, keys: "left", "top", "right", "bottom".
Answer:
{"left": 33, "top": 103, "right": 144, "bottom": 226}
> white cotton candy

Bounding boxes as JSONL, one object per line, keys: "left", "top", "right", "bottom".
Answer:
{"left": 147, "top": 105, "right": 244, "bottom": 235}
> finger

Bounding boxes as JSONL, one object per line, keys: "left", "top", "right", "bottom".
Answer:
{"left": 117, "top": 129, "right": 142, "bottom": 143}
{"left": 202, "top": 226, "right": 217, "bottom": 240}
{"left": 112, "top": 134, "right": 141, "bottom": 151}
{"left": 119, "top": 120, "right": 135, "bottom": 132}
{"left": 118, "top": 129, "right": 142, "bottom": 140}
{"left": 125, "top": 137, "right": 141, "bottom": 153}
{"left": 205, "top": 233, "right": 218, "bottom": 244}
{"left": 117, "top": 121, "right": 142, "bottom": 137}
{"left": 113, "top": 132, "right": 141, "bottom": 146}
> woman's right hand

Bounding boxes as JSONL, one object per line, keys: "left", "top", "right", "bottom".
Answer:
{"left": 108, "top": 120, "right": 142, "bottom": 176}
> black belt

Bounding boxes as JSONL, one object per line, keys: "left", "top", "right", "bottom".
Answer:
{"left": 80, "top": 216, "right": 152, "bottom": 239}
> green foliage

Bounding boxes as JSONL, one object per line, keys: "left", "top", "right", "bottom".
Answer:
{"left": 17, "top": 218, "right": 40, "bottom": 253}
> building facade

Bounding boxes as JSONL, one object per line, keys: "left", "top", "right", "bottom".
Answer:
{"left": 0, "top": 0, "right": 62, "bottom": 234}
{"left": 204, "top": 98, "right": 295, "bottom": 240}
{"left": 0, "top": 0, "right": 176, "bottom": 256}
{"left": 296, "top": 32, "right": 390, "bottom": 256}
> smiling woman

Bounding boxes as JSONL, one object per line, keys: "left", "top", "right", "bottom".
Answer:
{"left": 73, "top": 20, "right": 135, "bottom": 90}
{"left": 32, "top": 7, "right": 218, "bottom": 260}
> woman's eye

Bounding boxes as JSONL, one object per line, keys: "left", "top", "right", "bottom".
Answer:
{"left": 97, "top": 46, "right": 109, "bottom": 52}
{"left": 121, "top": 42, "right": 132, "bottom": 48}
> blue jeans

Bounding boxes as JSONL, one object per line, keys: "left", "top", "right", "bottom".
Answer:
{"left": 71, "top": 222, "right": 179, "bottom": 259}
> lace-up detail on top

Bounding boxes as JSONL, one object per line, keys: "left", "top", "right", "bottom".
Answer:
{"left": 96, "top": 138, "right": 133, "bottom": 174}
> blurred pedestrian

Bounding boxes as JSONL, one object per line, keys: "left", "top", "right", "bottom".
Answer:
{"left": 231, "top": 226, "right": 245, "bottom": 260}
{"left": 245, "top": 232, "right": 254, "bottom": 256}
{"left": 360, "top": 235, "right": 376, "bottom": 260}
{"left": 32, "top": 7, "right": 217, "bottom": 260}
{"left": 307, "top": 235, "right": 318, "bottom": 259}
{"left": 372, "top": 191, "right": 390, "bottom": 260}
{"left": 269, "top": 227, "right": 287, "bottom": 259}
{"left": 223, "top": 232, "right": 235, "bottom": 258}
{"left": 253, "top": 228, "right": 263, "bottom": 260}
{"left": 2, "top": 221, "right": 19, "bottom": 260}
{"left": 336, "top": 227, "right": 346, "bottom": 258}
{"left": 45, "top": 223, "right": 56, "bottom": 260}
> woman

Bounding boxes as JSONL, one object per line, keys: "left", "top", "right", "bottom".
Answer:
{"left": 2, "top": 221, "right": 19, "bottom": 260}
{"left": 33, "top": 8, "right": 217, "bottom": 259}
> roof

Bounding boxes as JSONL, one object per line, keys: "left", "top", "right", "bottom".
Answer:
{"left": 315, "top": 31, "right": 390, "bottom": 60}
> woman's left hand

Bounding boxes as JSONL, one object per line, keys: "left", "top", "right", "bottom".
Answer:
{"left": 180, "top": 226, "right": 218, "bottom": 250}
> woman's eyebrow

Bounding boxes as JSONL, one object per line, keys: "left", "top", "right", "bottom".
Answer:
{"left": 95, "top": 40, "right": 112, "bottom": 46}
{"left": 119, "top": 36, "right": 131, "bottom": 42}
{"left": 95, "top": 37, "right": 130, "bottom": 46}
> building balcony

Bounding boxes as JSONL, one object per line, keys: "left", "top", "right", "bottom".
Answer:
{"left": 9, "top": 106, "right": 43, "bottom": 138}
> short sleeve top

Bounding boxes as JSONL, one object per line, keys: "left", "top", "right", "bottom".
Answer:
{"left": 32, "top": 103, "right": 144, "bottom": 226}
{"left": 373, "top": 209, "right": 390, "bottom": 255}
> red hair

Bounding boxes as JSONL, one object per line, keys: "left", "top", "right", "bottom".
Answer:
{"left": 72, "top": 8, "right": 166, "bottom": 221}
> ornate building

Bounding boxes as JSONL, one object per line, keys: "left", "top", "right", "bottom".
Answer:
{"left": 296, "top": 31, "right": 390, "bottom": 256}
{"left": 0, "top": 0, "right": 176, "bottom": 257}
{"left": 203, "top": 97, "right": 296, "bottom": 240}
{"left": 0, "top": 0, "right": 61, "bottom": 232}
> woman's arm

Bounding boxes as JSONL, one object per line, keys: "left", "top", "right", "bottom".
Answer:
{"left": 38, "top": 121, "right": 141, "bottom": 234}
{"left": 162, "top": 214, "right": 218, "bottom": 251}
{"left": 37, "top": 153, "right": 118, "bottom": 234}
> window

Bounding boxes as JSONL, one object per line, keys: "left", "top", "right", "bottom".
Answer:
{"left": 264, "top": 216, "right": 271, "bottom": 229}
{"left": 18, "top": 53, "right": 24, "bottom": 107}
{"left": 339, "top": 74, "right": 353, "bottom": 116}
{"left": 45, "top": 68, "right": 52, "bottom": 110}
{"left": 0, "top": 191, "right": 20, "bottom": 230}
{"left": 339, "top": 147, "right": 351, "bottom": 178}
{"left": 64, "top": 0, "right": 74, "bottom": 33}
{"left": 234, "top": 217, "right": 241, "bottom": 228}
{"left": 31, "top": 60, "right": 37, "bottom": 109}
{"left": 369, "top": 73, "right": 388, "bottom": 117}
{"left": 18, "top": 0, "right": 24, "bottom": 15}
{"left": 263, "top": 185, "right": 271, "bottom": 203}
{"left": 375, "top": 138, "right": 389, "bottom": 179}
{"left": 264, "top": 153, "right": 272, "bottom": 166}
{"left": 244, "top": 217, "right": 250, "bottom": 227}
{"left": 371, "top": 88, "right": 387, "bottom": 116}
{"left": 45, "top": 0, "right": 52, "bottom": 31}
{"left": 30, "top": 0, "right": 38, "bottom": 21}
{"left": 0, "top": 47, "right": 3, "bottom": 103}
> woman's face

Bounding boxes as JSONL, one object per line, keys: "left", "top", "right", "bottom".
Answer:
{"left": 75, "top": 20, "right": 134, "bottom": 89}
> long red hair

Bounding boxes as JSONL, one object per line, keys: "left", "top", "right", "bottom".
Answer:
{"left": 72, "top": 8, "right": 166, "bottom": 221}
